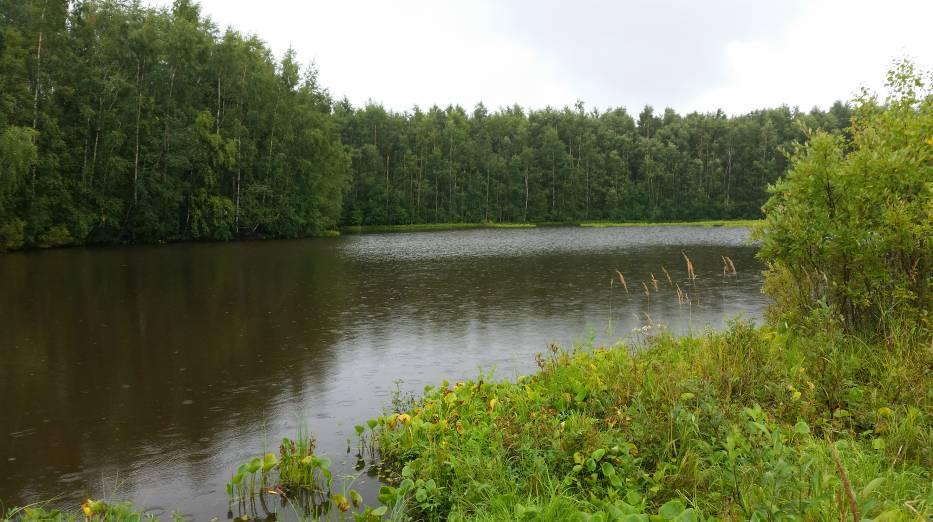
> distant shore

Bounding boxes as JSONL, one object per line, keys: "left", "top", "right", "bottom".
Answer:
{"left": 0, "top": 220, "right": 761, "bottom": 253}
{"left": 338, "top": 219, "right": 759, "bottom": 234}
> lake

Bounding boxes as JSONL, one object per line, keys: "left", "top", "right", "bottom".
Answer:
{"left": 0, "top": 226, "right": 766, "bottom": 518}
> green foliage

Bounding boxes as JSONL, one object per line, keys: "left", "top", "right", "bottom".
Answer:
{"left": 337, "top": 102, "right": 849, "bottom": 228}
{"left": 36, "top": 224, "right": 74, "bottom": 248}
{"left": 189, "top": 190, "right": 235, "bottom": 241}
{"left": 0, "top": 126, "right": 37, "bottom": 212}
{"left": 2, "top": 499, "right": 158, "bottom": 521}
{"left": 755, "top": 60, "right": 932, "bottom": 340}
{"left": 0, "top": 125, "right": 37, "bottom": 250}
{"left": 227, "top": 434, "right": 334, "bottom": 501}
{"left": 372, "top": 322, "right": 931, "bottom": 520}
{"left": 0, "top": 218, "right": 25, "bottom": 251}
{"left": 0, "top": 0, "right": 349, "bottom": 249}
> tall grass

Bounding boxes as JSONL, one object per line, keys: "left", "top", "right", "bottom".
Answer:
{"left": 372, "top": 319, "right": 931, "bottom": 520}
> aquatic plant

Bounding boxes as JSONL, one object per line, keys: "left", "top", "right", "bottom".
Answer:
{"left": 354, "top": 424, "right": 367, "bottom": 452}
{"left": 682, "top": 251, "right": 696, "bottom": 281}
{"left": 614, "top": 270, "right": 629, "bottom": 293}
{"left": 226, "top": 430, "right": 339, "bottom": 520}
{"left": 721, "top": 255, "right": 737, "bottom": 276}
{"left": 365, "top": 419, "right": 379, "bottom": 454}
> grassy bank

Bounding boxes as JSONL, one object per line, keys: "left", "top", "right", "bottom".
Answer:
{"left": 579, "top": 219, "right": 761, "bottom": 229}
{"left": 372, "top": 320, "right": 930, "bottom": 521}
{"left": 340, "top": 223, "right": 538, "bottom": 234}
{"left": 339, "top": 220, "right": 758, "bottom": 235}
{"left": 2, "top": 501, "right": 160, "bottom": 522}
{"left": 6, "top": 322, "right": 929, "bottom": 522}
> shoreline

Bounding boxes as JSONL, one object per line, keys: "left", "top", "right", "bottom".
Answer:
{"left": 340, "top": 219, "right": 760, "bottom": 234}
{"left": 8, "top": 322, "right": 928, "bottom": 521}
{"left": 0, "top": 220, "right": 759, "bottom": 254}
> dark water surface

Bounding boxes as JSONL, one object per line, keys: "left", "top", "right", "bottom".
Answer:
{"left": 0, "top": 226, "right": 766, "bottom": 518}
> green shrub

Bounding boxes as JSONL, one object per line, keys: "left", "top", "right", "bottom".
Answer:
{"left": 0, "top": 218, "right": 25, "bottom": 250}
{"left": 37, "top": 224, "right": 74, "bottom": 248}
{"left": 189, "top": 190, "right": 235, "bottom": 241}
{"left": 755, "top": 60, "right": 932, "bottom": 341}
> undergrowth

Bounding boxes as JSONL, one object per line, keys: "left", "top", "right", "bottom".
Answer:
{"left": 373, "top": 318, "right": 931, "bottom": 521}
{"left": 1, "top": 499, "right": 171, "bottom": 522}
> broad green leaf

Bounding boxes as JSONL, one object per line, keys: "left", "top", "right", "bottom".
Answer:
{"left": 658, "top": 499, "right": 685, "bottom": 520}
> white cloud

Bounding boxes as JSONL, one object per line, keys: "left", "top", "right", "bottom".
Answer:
{"left": 149, "top": 0, "right": 577, "bottom": 111}
{"left": 685, "top": 0, "right": 933, "bottom": 114}
{"left": 148, "top": 0, "right": 933, "bottom": 113}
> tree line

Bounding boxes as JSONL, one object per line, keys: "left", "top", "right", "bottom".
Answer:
{"left": 0, "top": 0, "right": 852, "bottom": 250}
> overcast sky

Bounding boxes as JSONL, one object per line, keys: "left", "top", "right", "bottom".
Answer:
{"left": 148, "top": 0, "right": 933, "bottom": 115}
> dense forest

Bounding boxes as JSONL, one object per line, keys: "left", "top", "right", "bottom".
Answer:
{"left": 1, "top": 0, "right": 853, "bottom": 250}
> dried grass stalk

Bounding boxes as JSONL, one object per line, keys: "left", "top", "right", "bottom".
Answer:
{"left": 615, "top": 270, "right": 629, "bottom": 293}
{"left": 828, "top": 436, "right": 859, "bottom": 522}
{"left": 721, "top": 255, "right": 737, "bottom": 276}
{"left": 682, "top": 252, "right": 696, "bottom": 280}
